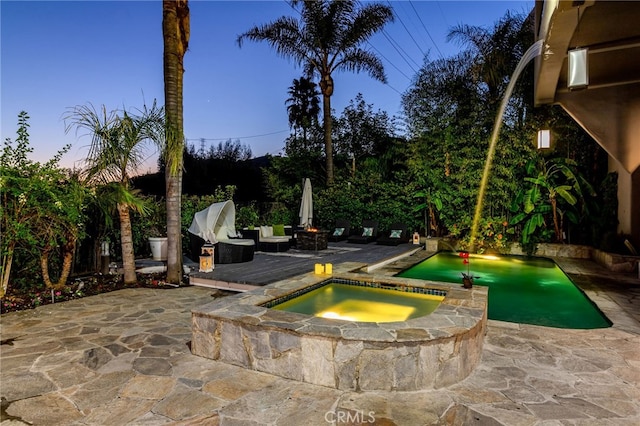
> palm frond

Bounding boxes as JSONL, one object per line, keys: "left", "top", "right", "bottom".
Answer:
{"left": 339, "top": 3, "right": 393, "bottom": 49}
{"left": 65, "top": 102, "right": 163, "bottom": 185}
{"left": 335, "top": 48, "right": 386, "bottom": 82}
{"left": 238, "top": 17, "right": 310, "bottom": 66}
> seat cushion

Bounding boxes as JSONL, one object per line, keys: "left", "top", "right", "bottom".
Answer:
{"left": 261, "top": 236, "right": 290, "bottom": 243}
{"left": 224, "top": 239, "right": 255, "bottom": 246}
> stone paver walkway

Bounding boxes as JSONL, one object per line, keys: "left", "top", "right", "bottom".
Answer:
{"left": 1, "top": 259, "right": 639, "bottom": 425}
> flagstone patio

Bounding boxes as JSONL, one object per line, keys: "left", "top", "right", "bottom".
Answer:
{"left": 1, "top": 249, "right": 639, "bottom": 425}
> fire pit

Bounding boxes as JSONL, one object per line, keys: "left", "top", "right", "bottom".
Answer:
{"left": 297, "top": 229, "right": 328, "bottom": 251}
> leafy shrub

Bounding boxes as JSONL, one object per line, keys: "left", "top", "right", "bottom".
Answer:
{"left": 450, "top": 216, "right": 514, "bottom": 254}
{"left": 236, "top": 203, "right": 260, "bottom": 228}
{"left": 262, "top": 202, "right": 293, "bottom": 225}
{"left": 1, "top": 112, "right": 90, "bottom": 297}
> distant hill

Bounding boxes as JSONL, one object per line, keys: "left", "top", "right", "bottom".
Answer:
{"left": 132, "top": 155, "right": 272, "bottom": 203}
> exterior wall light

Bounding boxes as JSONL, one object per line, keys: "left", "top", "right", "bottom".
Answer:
{"left": 568, "top": 47, "right": 589, "bottom": 90}
{"left": 537, "top": 129, "right": 551, "bottom": 149}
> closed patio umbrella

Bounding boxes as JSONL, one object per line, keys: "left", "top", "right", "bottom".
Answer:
{"left": 299, "top": 178, "right": 313, "bottom": 228}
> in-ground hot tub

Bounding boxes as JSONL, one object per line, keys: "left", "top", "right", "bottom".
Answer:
{"left": 191, "top": 273, "right": 487, "bottom": 391}
{"left": 268, "top": 279, "right": 445, "bottom": 322}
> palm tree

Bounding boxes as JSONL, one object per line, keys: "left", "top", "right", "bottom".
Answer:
{"left": 447, "top": 11, "right": 531, "bottom": 111}
{"left": 238, "top": 0, "right": 393, "bottom": 185}
{"left": 65, "top": 103, "right": 164, "bottom": 285}
{"left": 162, "top": 0, "right": 190, "bottom": 284}
{"left": 285, "top": 76, "right": 320, "bottom": 147}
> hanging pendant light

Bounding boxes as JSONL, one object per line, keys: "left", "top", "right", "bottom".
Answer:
{"left": 568, "top": 6, "right": 588, "bottom": 90}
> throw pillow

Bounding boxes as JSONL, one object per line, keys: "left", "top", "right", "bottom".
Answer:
{"left": 260, "top": 225, "right": 273, "bottom": 238}
{"left": 362, "top": 227, "right": 374, "bottom": 237}
{"left": 273, "top": 224, "right": 286, "bottom": 236}
{"left": 390, "top": 229, "right": 402, "bottom": 238}
{"left": 333, "top": 227, "right": 345, "bottom": 236}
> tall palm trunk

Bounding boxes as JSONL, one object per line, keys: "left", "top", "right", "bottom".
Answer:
{"left": 320, "top": 73, "right": 334, "bottom": 185}
{"left": 163, "top": 0, "right": 189, "bottom": 284}
{"left": 165, "top": 165, "right": 183, "bottom": 283}
{"left": 117, "top": 203, "right": 137, "bottom": 284}
{"left": 322, "top": 94, "right": 333, "bottom": 185}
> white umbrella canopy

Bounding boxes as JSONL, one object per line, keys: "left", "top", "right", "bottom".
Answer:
{"left": 299, "top": 178, "right": 313, "bottom": 228}
{"left": 187, "top": 200, "right": 237, "bottom": 244}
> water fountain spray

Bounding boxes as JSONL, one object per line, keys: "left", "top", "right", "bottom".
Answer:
{"left": 469, "top": 40, "right": 545, "bottom": 251}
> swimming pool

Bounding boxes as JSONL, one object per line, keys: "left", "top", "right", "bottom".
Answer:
{"left": 266, "top": 280, "right": 445, "bottom": 322}
{"left": 397, "top": 252, "right": 611, "bottom": 329}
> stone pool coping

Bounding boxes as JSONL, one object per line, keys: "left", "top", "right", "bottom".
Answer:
{"left": 191, "top": 270, "right": 488, "bottom": 391}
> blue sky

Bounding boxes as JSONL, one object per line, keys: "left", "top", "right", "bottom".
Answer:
{"left": 1, "top": 0, "right": 532, "bottom": 172}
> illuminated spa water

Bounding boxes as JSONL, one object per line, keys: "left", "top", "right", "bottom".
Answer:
{"left": 398, "top": 252, "right": 611, "bottom": 329}
{"left": 271, "top": 283, "right": 444, "bottom": 322}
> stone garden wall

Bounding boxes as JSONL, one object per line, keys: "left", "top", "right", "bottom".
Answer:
{"left": 429, "top": 238, "right": 638, "bottom": 274}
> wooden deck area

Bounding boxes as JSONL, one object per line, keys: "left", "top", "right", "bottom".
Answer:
{"left": 189, "top": 241, "right": 423, "bottom": 291}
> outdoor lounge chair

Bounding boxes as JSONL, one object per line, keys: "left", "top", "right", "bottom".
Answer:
{"left": 376, "top": 223, "right": 409, "bottom": 246}
{"left": 328, "top": 219, "right": 351, "bottom": 242}
{"left": 187, "top": 200, "right": 256, "bottom": 264}
{"left": 347, "top": 220, "right": 378, "bottom": 244}
{"left": 189, "top": 232, "right": 255, "bottom": 264}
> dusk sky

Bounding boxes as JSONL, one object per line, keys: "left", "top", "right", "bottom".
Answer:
{"left": 1, "top": 0, "right": 532, "bottom": 173}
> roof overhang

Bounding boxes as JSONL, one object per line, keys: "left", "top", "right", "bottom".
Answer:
{"left": 534, "top": 0, "right": 640, "bottom": 173}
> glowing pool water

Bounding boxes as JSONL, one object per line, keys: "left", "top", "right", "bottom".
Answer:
{"left": 269, "top": 282, "right": 445, "bottom": 322}
{"left": 397, "top": 252, "right": 611, "bottom": 329}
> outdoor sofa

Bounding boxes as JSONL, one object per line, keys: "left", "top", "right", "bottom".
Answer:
{"left": 243, "top": 225, "right": 292, "bottom": 252}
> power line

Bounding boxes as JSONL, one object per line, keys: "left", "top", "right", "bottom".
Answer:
{"left": 435, "top": 0, "right": 450, "bottom": 28}
{"left": 366, "top": 40, "right": 411, "bottom": 82}
{"left": 408, "top": 0, "right": 445, "bottom": 60}
{"left": 185, "top": 129, "right": 289, "bottom": 143}
{"left": 393, "top": 1, "right": 429, "bottom": 51}
{"left": 383, "top": 81, "right": 404, "bottom": 96}
{"left": 380, "top": 29, "right": 420, "bottom": 74}
{"left": 387, "top": 0, "right": 426, "bottom": 58}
